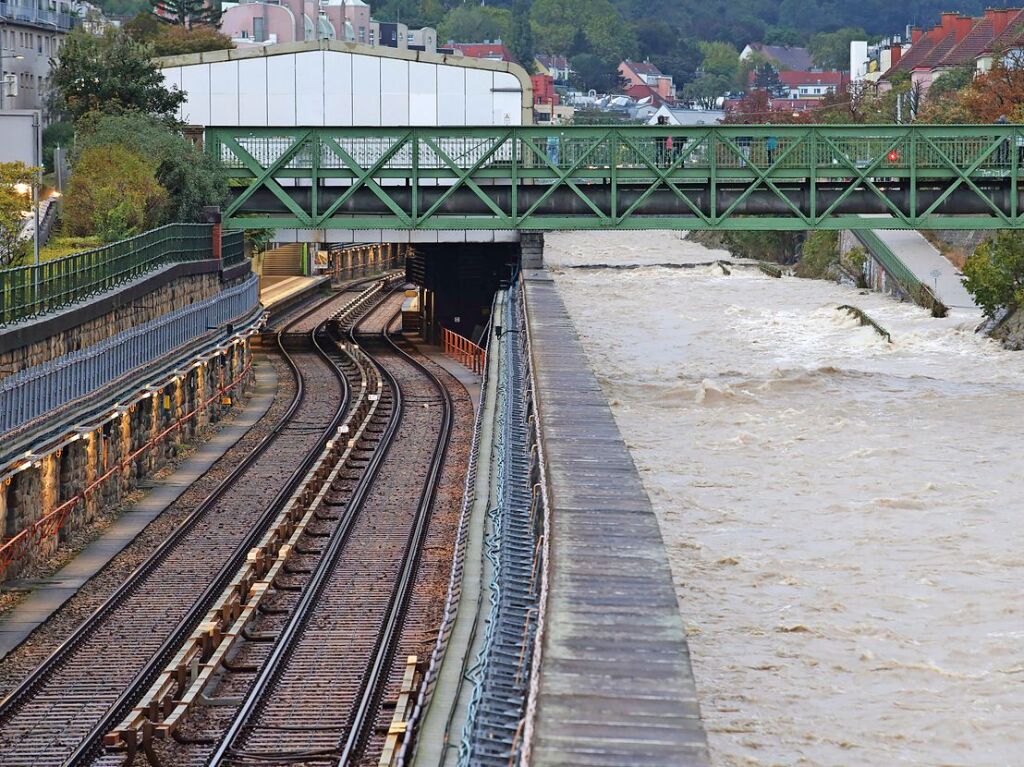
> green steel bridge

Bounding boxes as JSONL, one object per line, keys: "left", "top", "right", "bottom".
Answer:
{"left": 206, "top": 124, "right": 1024, "bottom": 232}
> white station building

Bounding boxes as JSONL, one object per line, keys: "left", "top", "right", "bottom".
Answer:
{"left": 156, "top": 41, "right": 533, "bottom": 245}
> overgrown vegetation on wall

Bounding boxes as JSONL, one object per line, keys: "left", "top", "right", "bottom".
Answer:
{"left": 962, "top": 231, "right": 1024, "bottom": 319}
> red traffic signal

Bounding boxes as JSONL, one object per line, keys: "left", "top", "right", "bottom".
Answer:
{"left": 886, "top": 150, "right": 900, "bottom": 163}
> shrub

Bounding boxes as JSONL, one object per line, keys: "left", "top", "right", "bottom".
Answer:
{"left": 64, "top": 145, "right": 167, "bottom": 241}
{"left": 962, "top": 230, "right": 1024, "bottom": 318}
{"left": 795, "top": 230, "right": 838, "bottom": 279}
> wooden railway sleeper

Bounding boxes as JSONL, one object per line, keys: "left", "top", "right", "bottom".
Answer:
{"left": 104, "top": 330, "right": 388, "bottom": 754}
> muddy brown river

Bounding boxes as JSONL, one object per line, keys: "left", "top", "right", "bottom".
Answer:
{"left": 546, "top": 231, "right": 1024, "bottom": 767}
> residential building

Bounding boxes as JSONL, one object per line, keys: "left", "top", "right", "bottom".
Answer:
{"left": 645, "top": 104, "right": 723, "bottom": 125}
{"left": 535, "top": 54, "right": 571, "bottom": 84}
{"left": 852, "top": 36, "right": 906, "bottom": 84}
{"left": 618, "top": 59, "right": 675, "bottom": 100}
{"left": 451, "top": 41, "right": 515, "bottom": 64}
{"left": 740, "top": 43, "right": 814, "bottom": 72}
{"left": 531, "top": 72, "right": 573, "bottom": 123}
{"left": 750, "top": 70, "right": 848, "bottom": 100}
{"left": 221, "top": 0, "right": 371, "bottom": 46}
{"left": 0, "top": 0, "right": 80, "bottom": 116}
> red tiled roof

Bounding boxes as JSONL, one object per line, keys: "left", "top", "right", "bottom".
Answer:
{"left": 621, "top": 59, "right": 664, "bottom": 77}
{"left": 938, "top": 15, "right": 995, "bottom": 68}
{"left": 537, "top": 54, "right": 570, "bottom": 69}
{"left": 746, "top": 44, "right": 814, "bottom": 71}
{"left": 453, "top": 43, "right": 516, "bottom": 63}
{"left": 625, "top": 83, "right": 668, "bottom": 105}
{"left": 981, "top": 8, "right": 1024, "bottom": 54}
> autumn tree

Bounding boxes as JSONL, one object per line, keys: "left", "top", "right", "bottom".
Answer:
{"left": 64, "top": 145, "right": 168, "bottom": 242}
{"left": 0, "top": 162, "right": 37, "bottom": 268}
{"left": 126, "top": 12, "right": 233, "bottom": 56}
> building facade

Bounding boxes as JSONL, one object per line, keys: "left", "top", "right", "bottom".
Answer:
{"left": 0, "top": 0, "right": 77, "bottom": 115}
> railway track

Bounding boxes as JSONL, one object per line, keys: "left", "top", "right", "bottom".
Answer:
{"left": 186, "top": 292, "right": 455, "bottom": 767}
{"left": 0, "top": 289, "right": 367, "bottom": 767}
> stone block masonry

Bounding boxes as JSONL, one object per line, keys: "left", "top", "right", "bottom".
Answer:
{"left": 0, "top": 337, "right": 255, "bottom": 581}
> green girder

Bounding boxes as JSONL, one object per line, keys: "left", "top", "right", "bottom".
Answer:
{"left": 205, "top": 125, "right": 1024, "bottom": 231}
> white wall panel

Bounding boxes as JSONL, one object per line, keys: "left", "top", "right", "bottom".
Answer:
{"left": 351, "top": 55, "right": 381, "bottom": 125}
{"left": 162, "top": 67, "right": 184, "bottom": 122}
{"left": 180, "top": 65, "right": 211, "bottom": 125}
{"left": 267, "top": 55, "right": 296, "bottom": 126}
{"left": 465, "top": 69, "right": 493, "bottom": 124}
{"left": 494, "top": 72, "right": 524, "bottom": 126}
{"left": 324, "top": 51, "right": 354, "bottom": 125}
{"left": 295, "top": 52, "right": 325, "bottom": 126}
{"left": 408, "top": 62, "right": 437, "bottom": 126}
{"left": 210, "top": 60, "right": 239, "bottom": 125}
{"left": 436, "top": 67, "right": 466, "bottom": 126}
{"left": 380, "top": 58, "right": 409, "bottom": 126}
{"left": 238, "top": 58, "right": 269, "bottom": 125}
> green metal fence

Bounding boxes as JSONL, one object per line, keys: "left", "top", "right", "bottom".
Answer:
{"left": 0, "top": 224, "right": 240, "bottom": 327}
{"left": 853, "top": 229, "right": 947, "bottom": 314}
{"left": 206, "top": 124, "right": 1024, "bottom": 231}
{"left": 222, "top": 230, "right": 245, "bottom": 267}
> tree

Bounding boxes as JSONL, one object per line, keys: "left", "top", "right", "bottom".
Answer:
{"left": 509, "top": 0, "right": 535, "bottom": 70}
{"left": 962, "top": 231, "right": 1024, "bottom": 318}
{"left": 764, "top": 26, "right": 803, "bottom": 47}
{"left": 150, "top": 0, "right": 220, "bottom": 28}
{"left": 753, "top": 62, "right": 785, "bottom": 97}
{"left": 683, "top": 73, "right": 731, "bottom": 109}
{"left": 72, "top": 112, "right": 227, "bottom": 223}
{"left": 807, "top": 27, "right": 865, "bottom": 70}
{"left": 64, "top": 145, "right": 168, "bottom": 241}
{"left": 531, "top": 0, "right": 635, "bottom": 64}
{"left": 437, "top": 6, "right": 511, "bottom": 44}
{"left": 49, "top": 28, "right": 186, "bottom": 122}
{"left": 0, "top": 163, "right": 37, "bottom": 268}
{"left": 570, "top": 52, "right": 623, "bottom": 92}
{"left": 927, "top": 63, "right": 975, "bottom": 101}
{"left": 698, "top": 41, "right": 740, "bottom": 86}
{"left": 126, "top": 13, "right": 233, "bottom": 56}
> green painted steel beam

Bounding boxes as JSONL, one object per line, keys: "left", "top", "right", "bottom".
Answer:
{"left": 206, "top": 124, "right": 1024, "bottom": 231}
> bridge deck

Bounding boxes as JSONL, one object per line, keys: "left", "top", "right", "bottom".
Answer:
{"left": 524, "top": 270, "right": 709, "bottom": 766}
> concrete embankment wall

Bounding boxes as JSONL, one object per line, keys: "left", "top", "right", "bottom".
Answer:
{"left": 0, "top": 261, "right": 260, "bottom": 581}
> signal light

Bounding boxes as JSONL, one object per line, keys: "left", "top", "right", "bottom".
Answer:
{"left": 887, "top": 150, "right": 900, "bottom": 163}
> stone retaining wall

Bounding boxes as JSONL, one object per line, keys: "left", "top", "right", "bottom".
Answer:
{"left": 0, "top": 340, "right": 254, "bottom": 578}
{"left": 0, "top": 271, "right": 229, "bottom": 381}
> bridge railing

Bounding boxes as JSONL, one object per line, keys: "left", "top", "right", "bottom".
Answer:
{"left": 206, "top": 125, "right": 1024, "bottom": 230}
{"left": 0, "top": 224, "right": 247, "bottom": 327}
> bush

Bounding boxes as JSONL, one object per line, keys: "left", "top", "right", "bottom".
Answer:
{"left": 64, "top": 145, "right": 167, "bottom": 241}
{"left": 73, "top": 112, "right": 227, "bottom": 224}
{"left": 962, "top": 230, "right": 1024, "bottom": 318}
{"left": 795, "top": 230, "right": 838, "bottom": 279}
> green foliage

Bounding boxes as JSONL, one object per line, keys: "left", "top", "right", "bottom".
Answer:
{"left": 570, "top": 53, "right": 623, "bottom": 92}
{"left": 42, "top": 121, "right": 74, "bottom": 173}
{"left": 150, "top": 0, "right": 220, "bottom": 27}
{"left": 64, "top": 145, "right": 167, "bottom": 241}
{"left": 73, "top": 112, "right": 227, "bottom": 224}
{"left": 372, "top": 0, "right": 445, "bottom": 29}
{"left": 437, "top": 5, "right": 511, "bottom": 43}
{"left": 244, "top": 229, "right": 273, "bottom": 258}
{"left": 40, "top": 235, "right": 103, "bottom": 262}
{"left": 962, "top": 231, "right": 1024, "bottom": 318}
{"left": 0, "top": 162, "right": 37, "bottom": 268}
{"left": 927, "top": 64, "right": 975, "bottom": 101}
{"left": 532, "top": 0, "right": 635, "bottom": 64}
{"left": 698, "top": 41, "right": 740, "bottom": 83}
{"left": 126, "top": 13, "right": 233, "bottom": 56}
{"left": 50, "top": 27, "right": 186, "bottom": 122}
{"left": 795, "top": 230, "right": 838, "bottom": 279}
{"left": 509, "top": 0, "right": 535, "bottom": 70}
{"left": 807, "top": 27, "right": 865, "bottom": 70}
{"left": 683, "top": 74, "right": 731, "bottom": 109}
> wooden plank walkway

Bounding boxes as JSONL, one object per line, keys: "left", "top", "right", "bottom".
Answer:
{"left": 523, "top": 269, "right": 709, "bottom": 767}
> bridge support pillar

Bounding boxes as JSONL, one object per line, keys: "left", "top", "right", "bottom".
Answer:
{"left": 520, "top": 233, "right": 545, "bottom": 270}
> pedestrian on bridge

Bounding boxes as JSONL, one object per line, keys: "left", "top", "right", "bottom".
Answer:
{"left": 766, "top": 134, "right": 778, "bottom": 165}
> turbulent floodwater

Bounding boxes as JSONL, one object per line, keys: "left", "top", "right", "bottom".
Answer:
{"left": 545, "top": 231, "right": 1024, "bottom": 767}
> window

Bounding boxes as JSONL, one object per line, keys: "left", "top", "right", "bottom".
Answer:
{"left": 253, "top": 17, "right": 265, "bottom": 42}
{"left": 358, "top": 27, "right": 365, "bottom": 42}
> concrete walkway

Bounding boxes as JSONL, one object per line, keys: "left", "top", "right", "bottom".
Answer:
{"left": 870, "top": 228, "right": 979, "bottom": 311}
{"left": 0, "top": 359, "right": 278, "bottom": 660}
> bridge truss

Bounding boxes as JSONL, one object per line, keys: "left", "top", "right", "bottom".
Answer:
{"left": 206, "top": 125, "right": 1024, "bottom": 231}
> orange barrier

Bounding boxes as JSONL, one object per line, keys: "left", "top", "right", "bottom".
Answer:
{"left": 0, "top": 356, "right": 252, "bottom": 581}
{"left": 442, "top": 327, "right": 486, "bottom": 376}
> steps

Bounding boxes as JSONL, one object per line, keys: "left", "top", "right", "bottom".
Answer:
{"left": 260, "top": 244, "right": 303, "bottom": 276}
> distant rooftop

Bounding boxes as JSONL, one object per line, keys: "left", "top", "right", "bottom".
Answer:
{"left": 744, "top": 44, "right": 815, "bottom": 72}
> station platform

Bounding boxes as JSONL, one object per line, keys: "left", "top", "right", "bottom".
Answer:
{"left": 259, "top": 275, "right": 330, "bottom": 312}
{"left": 522, "top": 270, "right": 710, "bottom": 766}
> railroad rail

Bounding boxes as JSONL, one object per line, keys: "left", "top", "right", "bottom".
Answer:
{"left": 0, "top": 288, "right": 369, "bottom": 766}
{"left": 203, "top": 292, "right": 454, "bottom": 767}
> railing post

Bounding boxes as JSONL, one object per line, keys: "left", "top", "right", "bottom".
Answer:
{"left": 204, "top": 207, "right": 223, "bottom": 264}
